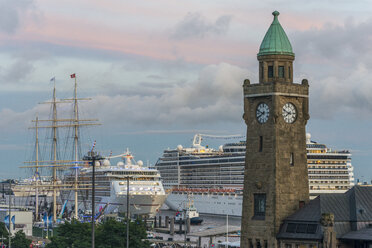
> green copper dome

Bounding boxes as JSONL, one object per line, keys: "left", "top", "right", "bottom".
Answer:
{"left": 258, "top": 11, "right": 294, "bottom": 56}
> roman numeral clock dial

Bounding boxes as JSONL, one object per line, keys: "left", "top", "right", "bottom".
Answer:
{"left": 256, "top": 103, "right": 270, "bottom": 124}
{"left": 282, "top": 102, "right": 297, "bottom": 123}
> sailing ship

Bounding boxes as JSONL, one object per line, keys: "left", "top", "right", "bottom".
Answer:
{"left": 17, "top": 75, "right": 166, "bottom": 221}
{"left": 16, "top": 76, "right": 90, "bottom": 222}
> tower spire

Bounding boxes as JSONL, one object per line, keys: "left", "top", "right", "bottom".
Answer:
{"left": 257, "top": 11, "right": 295, "bottom": 84}
{"left": 258, "top": 10, "right": 294, "bottom": 57}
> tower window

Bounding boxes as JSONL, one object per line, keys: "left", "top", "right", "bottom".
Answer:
{"left": 256, "top": 240, "right": 262, "bottom": 248}
{"left": 279, "top": 66, "right": 284, "bottom": 78}
{"left": 259, "top": 136, "right": 263, "bottom": 152}
{"left": 268, "top": 66, "right": 273, "bottom": 78}
{"left": 254, "top": 193, "right": 266, "bottom": 218}
{"left": 249, "top": 239, "right": 253, "bottom": 248}
{"left": 290, "top": 152, "right": 294, "bottom": 166}
{"left": 288, "top": 66, "right": 291, "bottom": 79}
{"left": 260, "top": 63, "right": 263, "bottom": 80}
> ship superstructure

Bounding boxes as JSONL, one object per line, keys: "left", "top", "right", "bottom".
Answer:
{"left": 306, "top": 133, "right": 354, "bottom": 196}
{"left": 64, "top": 151, "right": 167, "bottom": 218}
{"left": 155, "top": 134, "right": 355, "bottom": 216}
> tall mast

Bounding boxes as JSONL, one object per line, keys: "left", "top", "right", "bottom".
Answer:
{"left": 35, "top": 116, "right": 39, "bottom": 221}
{"left": 52, "top": 80, "right": 58, "bottom": 223}
{"left": 73, "top": 75, "right": 79, "bottom": 219}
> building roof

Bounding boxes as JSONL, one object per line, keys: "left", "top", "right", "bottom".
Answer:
{"left": 189, "top": 225, "right": 240, "bottom": 237}
{"left": 340, "top": 227, "right": 372, "bottom": 241}
{"left": 277, "top": 185, "right": 372, "bottom": 240}
{"left": 349, "top": 185, "right": 372, "bottom": 221}
{"left": 285, "top": 186, "right": 372, "bottom": 222}
{"left": 258, "top": 11, "right": 294, "bottom": 57}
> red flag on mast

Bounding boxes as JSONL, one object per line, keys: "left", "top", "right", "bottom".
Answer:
{"left": 70, "top": 73, "right": 76, "bottom": 78}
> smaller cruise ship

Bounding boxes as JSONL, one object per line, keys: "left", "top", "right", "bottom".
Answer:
{"left": 64, "top": 150, "right": 167, "bottom": 218}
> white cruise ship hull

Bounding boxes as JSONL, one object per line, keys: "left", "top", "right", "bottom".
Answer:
{"left": 166, "top": 192, "right": 243, "bottom": 216}
{"left": 165, "top": 189, "right": 348, "bottom": 217}
{"left": 67, "top": 178, "right": 168, "bottom": 218}
{"left": 94, "top": 194, "right": 167, "bottom": 218}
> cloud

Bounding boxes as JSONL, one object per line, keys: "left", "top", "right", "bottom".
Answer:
{"left": 117, "top": 129, "right": 231, "bottom": 135}
{"left": 79, "top": 63, "right": 249, "bottom": 128}
{"left": 291, "top": 18, "right": 372, "bottom": 119}
{"left": 0, "top": 144, "right": 25, "bottom": 151}
{"left": 0, "top": 103, "right": 50, "bottom": 132}
{"left": 2, "top": 59, "right": 34, "bottom": 83}
{"left": 170, "top": 12, "right": 232, "bottom": 40}
{"left": 293, "top": 19, "right": 372, "bottom": 68}
{"left": 0, "top": 0, "right": 36, "bottom": 34}
{"left": 0, "top": 62, "right": 250, "bottom": 132}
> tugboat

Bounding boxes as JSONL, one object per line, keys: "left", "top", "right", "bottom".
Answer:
{"left": 175, "top": 196, "right": 203, "bottom": 225}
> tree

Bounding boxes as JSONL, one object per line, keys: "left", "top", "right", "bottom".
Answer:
{"left": 11, "top": 230, "right": 32, "bottom": 248}
{"left": 0, "top": 222, "right": 8, "bottom": 237}
{"left": 46, "top": 220, "right": 91, "bottom": 248}
{"left": 96, "top": 218, "right": 125, "bottom": 248}
{"left": 96, "top": 218, "right": 149, "bottom": 248}
{"left": 0, "top": 222, "right": 8, "bottom": 246}
{"left": 126, "top": 218, "right": 150, "bottom": 248}
{"left": 47, "top": 218, "right": 150, "bottom": 248}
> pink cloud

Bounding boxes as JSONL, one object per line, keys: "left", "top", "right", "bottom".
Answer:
{"left": 5, "top": 11, "right": 256, "bottom": 65}
{"left": 0, "top": 1, "right": 349, "bottom": 66}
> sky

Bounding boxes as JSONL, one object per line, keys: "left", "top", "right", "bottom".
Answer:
{"left": 0, "top": 0, "right": 371, "bottom": 182}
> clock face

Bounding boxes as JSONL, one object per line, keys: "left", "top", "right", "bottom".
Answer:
{"left": 256, "top": 103, "right": 270, "bottom": 123}
{"left": 282, "top": 103, "right": 297, "bottom": 123}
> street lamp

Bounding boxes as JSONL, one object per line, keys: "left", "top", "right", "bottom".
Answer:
{"left": 83, "top": 149, "right": 103, "bottom": 248}
{"left": 8, "top": 180, "right": 12, "bottom": 248}
{"left": 122, "top": 175, "right": 134, "bottom": 248}
{"left": 126, "top": 176, "right": 130, "bottom": 248}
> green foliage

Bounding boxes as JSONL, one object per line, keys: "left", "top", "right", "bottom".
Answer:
{"left": 47, "top": 218, "right": 150, "bottom": 248}
{"left": 0, "top": 222, "right": 8, "bottom": 237}
{"left": 96, "top": 218, "right": 125, "bottom": 247}
{"left": 0, "top": 222, "right": 8, "bottom": 247}
{"left": 11, "top": 230, "right": 32, "bottom": 248}
{"left": 126, "top": 218, "right": 150, "bottom": 248}
{"left": 46, "top": 220, "right": 91, "bottom": 248}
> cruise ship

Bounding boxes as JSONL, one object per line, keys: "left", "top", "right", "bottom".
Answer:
{"left": 64, "top": 150, "right": 167, "bottom": 218}
{"left": 155, "top": 133, "right": 355, "bottom": 216}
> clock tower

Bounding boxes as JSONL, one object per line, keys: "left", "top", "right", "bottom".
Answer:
{"left": 240, "top": 11, "right": 310, "bottom": 248}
